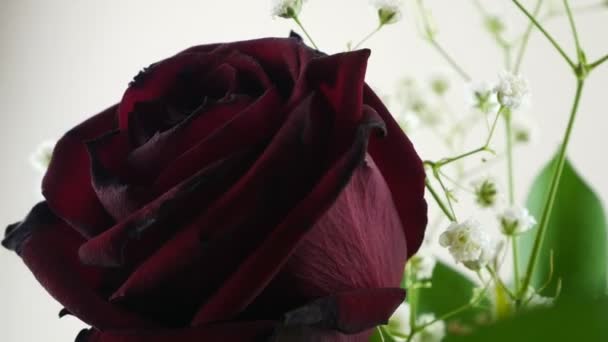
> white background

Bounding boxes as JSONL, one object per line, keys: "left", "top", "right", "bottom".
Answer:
{"left": 1, "top": 0, "right": 607, "bottom": 341}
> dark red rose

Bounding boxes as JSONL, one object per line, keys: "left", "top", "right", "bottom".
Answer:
{"left": 3, "top": 37, "right": 427, "bottom": 341}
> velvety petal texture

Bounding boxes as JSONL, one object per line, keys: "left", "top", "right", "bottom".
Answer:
{"left": 3, "top": 37, "right": 427, "bottom": 341}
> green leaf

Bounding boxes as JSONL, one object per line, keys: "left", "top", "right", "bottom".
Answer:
{"left": 446, "top": 297, "right": 608, "bottom": 341}
{"left": 519, "top": 157, "right": 607, "bottom": 298}
{"left": 414, "top": 261, "right": 488, "bottom": 323}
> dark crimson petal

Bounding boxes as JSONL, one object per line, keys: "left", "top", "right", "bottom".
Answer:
{"left": 78, "top": 321, "right": 275, "bottom": 342}
{"left": 268, "top": 288, "right": 404, "bottom": 341}
{"left": 187, "top": 38, "right": 318, "bottom": 99}
{"left": 243, "top": 152, "right": 407, "bottom": 319}
{"left": 87, "top": 131, "right": 151, "bottom": 221}
{"left": 191, "top": 104, "right": 386, "bottom": 325}
{"left": 152, "top": 88, "right": 282, "bottom": 192}
{"left": 42, "top": 105, "right": 117, "bottom": 237}
{"left": 118, "top": 53, "right": 220, "bottom": 131}
{"left": 127, "top": 96, "right": 253, "bottom": 183}
{"left": 78, "top": 149, "right": 257, "bottom": 270}
{"left": 364, "top": 86, "right": 428, "bottom": 257}
{"left": 2, "top": 202, "right": 150, "bottom": 330}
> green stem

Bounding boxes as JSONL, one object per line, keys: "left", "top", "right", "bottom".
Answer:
{"left": 485, "top": 106, "right": 504, "bottom": 147}
{"left": 589, "top": 53, "right": 608, "bottom": 70}
{"left": 425, "top": 178, "right": 456, "bottom": 222}
{"left": 429, "top": 39, "right": 472, "bottom": 82}
{"left": 352, "top": 25, "right": 383, "bottom": 50}
{"left": 514, "top": 0, "right": 544, "bottom": 73}
{"left": 436, "top": 146, "right": 492, "bottom": 168}
{"left": 518, "top": 79, "right": 585, "bottom": 298}
{"left": 415, "top": 283, "right": 490, "bottom": 332}
{"left": 292, "top": 15, "right": 319, "bottom": 50}
{"left": 375, "top": 326, "right": 386, "bottom": 342}
{"left": 563, "top": 0, "right": 583, "bottom": 55}
{"left": 505, "top": 110, "right": 515, "bottom": 205}
{"left": 505, "top": 109, "right": 520, "bottom": 295}
{"left": 512, "top": 0, "right": 576, "bottom": 70}
{"left": 512, "top": 236, "right": 521, "bottom": 293}
{"left": 434, "top": 171, "right": 458, "bottom": 221}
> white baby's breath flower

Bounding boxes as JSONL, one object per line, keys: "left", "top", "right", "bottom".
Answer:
{"left": 524, "top": 287, "right": 555, "bottom": 309}
{"left": 498, "top": 205, "right": 537, "bottom": 236}
{"left": 466, "top": 81, "right": 499, "bottom": 113}
{"left": 387, "top": 302, "right": 411, "bottom": 336}
{"left": 387, "top": 304, "right": 446, "bottom": 342}
{"left": 30, "top": 140, "right": 56, "bottom": 172}
{"left": 494, "top": 72, "right": 530, "bottom": 110}
{"left": 408, "top": 252, "right": 436, "bottom": 280}
{"left": 413, "top": 314, "right": 446, "bottom": 342}
{"left": 439, "top": 219, "right": 496, "bottom": 271}
{"left": 271, "top": 0, "right": 306, "bottom": 18}
{"left": 527, "top": 293, "right": 555, "bottom": 308}
{"left": 371, "top": 0, "right": 403, "bottom": 25}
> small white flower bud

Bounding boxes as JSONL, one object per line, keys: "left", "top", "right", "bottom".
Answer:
{"left": 371, "top": 0, "right": 403, "bottom": 25}
{"left": 30, "top": 140, "right": 56, "bottom": 172}
{"left": 387, "top": 302, "right": 411, "bottom": 336}
{"left": 494, "top": 72, "right": 530, "bottom": 110}
{"left": 408, "top": 252, "right": 436, "bottom": 280}
{"left": 498, "top": 205, "right": 537, "bottom": 236}
{"left": 415, "top": 314, "right": 447, "bottom": 342}
{"left": 439, "top": 219, "right": 495, "bottom": 271}
{"left": 271, "top": 0, "right": 306, "bottom": 18}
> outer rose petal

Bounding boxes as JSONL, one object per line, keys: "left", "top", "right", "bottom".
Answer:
{"left": 365, "top": 86, "right": 428, "bottom": 257}
{"left": 42, "top": 105, "right": 117, "bottom": 237}
{"left": 78, "top": 321, "right": 275, "bottom": 342}
{"left": 2, "top": 202, "right": 150, "bottom": 330}
{"left": 244, "top": 154, "right": 408, "bottom": 319}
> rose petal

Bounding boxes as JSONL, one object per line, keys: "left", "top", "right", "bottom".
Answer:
{"left": 78, "top": 149, "right": 257, "bottom": 271}
{"left": 278, "top": 288, "right": 404, "bottom": 334}
{"left": 364, "top": 86, "right": 428, "bottom": 257}
{"left": 152, "top": 87, "right": 282, "bottom": 192}
{"left": 127, "top": 96, "right": 253, "bottom": 182}
{"left": 243, "top": 153, "right": 406, "bottom": 319}
{"left": 191, "top": 104, "right": 387, "bottom": 325}
{"left": 2, "top": 202, "right": 150, "bottom": 330}
{"left": 87, "top": 130, "right": 151, "bottom": 221}
{"left": 192, "top": 38, "right": 319, "bottom": 98}
{"left": 78, "top": 321, "right": 275, "bottom": 342}
{"left": 42, "top": 105, "right": 117, "bottom": 237}
{"left": 119, "top": 53, "right": 221, "bottom": 133}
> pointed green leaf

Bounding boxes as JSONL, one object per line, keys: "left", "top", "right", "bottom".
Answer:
{"left": 446, "top": 297, "right": 608, "bottom": 341}
{"left": 519, "top": 157, "right": 607, "bottom": 298}
{"left": 414, "top": 261, "right": 488, "bottom": 323}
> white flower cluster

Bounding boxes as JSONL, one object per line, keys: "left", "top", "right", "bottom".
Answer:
{"left": 494, "top": 71, "right": 530, "bottom": 110}
{"left": 468, "top": 72, "right": 530, "bottom": 112}
{"left": 271, "top": 0, "right": 306, "bottom": 18}
{"left": 30, "top": 140, "right": 56, "bottom": 172}
{"left": 498, "top": 205, "right": 537, "bottom": 236}
{"left": 371, "top": 0, "right": 403, "bottom": 25}
{"left": 408, "top": 252, "right": 437, "bottom": 280}
{"left": 439, "top": 219, "right": 496, "bottom": 271}
{"left": 387, "top": 303, "right": 446, "bottom": 342}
